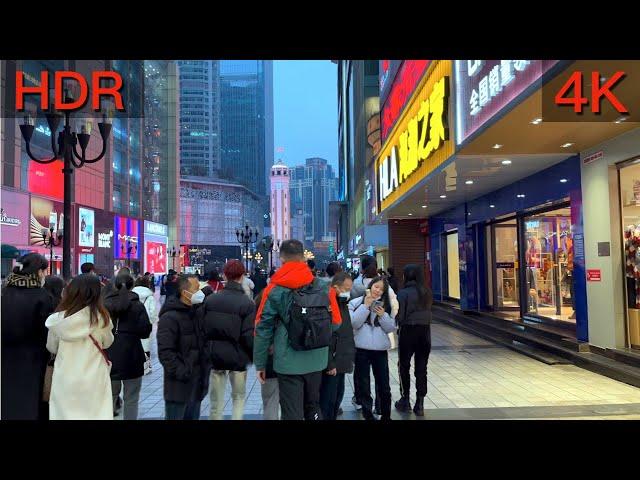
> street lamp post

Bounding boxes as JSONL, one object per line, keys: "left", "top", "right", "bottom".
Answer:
{"left": 41, "top": 227, "right": 62, "bottom": 276}
{"left": 262, "top": 235, "right": 280, "bottom": 272}
{"left": 19, "top": 93, "right": 112, "bottom": 280}
{"left": 236, "top": 224, "right": 259, "bottom": 273}
{"left": 169, "top": 246, "right": 179, "bottom": 271}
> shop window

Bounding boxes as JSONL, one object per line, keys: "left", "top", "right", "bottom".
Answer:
{"left": 445, "top": 231, "right": 460, "bottom": 300}
{"left": 619, "top": 161, "right": 640, "bottom": 349}
{"left": 523, "top": 205, "right": 574, "bottom": 323}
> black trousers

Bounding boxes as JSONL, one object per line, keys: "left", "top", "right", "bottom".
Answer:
{"left": 398, "top": 324, "right": 431, "bottom": 399}
{"left": 277, "top": 371, "right": 323, "bottom": 420}
{"left": 353, "top": 364, "right": 379, "bottom": 409}
{"left": 319, "top": 372, "right": 345, "bottom": 420}
{"left": 354, "top": 348, "right": 391, "bottom": 420}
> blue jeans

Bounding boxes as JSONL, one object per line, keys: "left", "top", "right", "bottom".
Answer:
{"left": 319, "top": 372, "right": 345, "bottom": 420}
{"left": 165, "top": 401, "right": 201, "bottom": 420}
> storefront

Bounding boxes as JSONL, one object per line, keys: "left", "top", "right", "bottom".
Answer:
{"left": 581, "top": 127, "right": 640, "bottom": 351}
{"left": 181, "top": 244, "right": 241, "bottom": 275}
{"left": 1, "top": 188, "right": 32, "bottom": 276}
{"left": 29, "top": 195, "right": 67, "bottom": 276}
{"left": 114, "top": 215, "right": 141, "bottom": 276}
{"left": 94, "top": 209, "right": 114, "bottom": 278}
{"left": 143, "top": 220, "right": 168, "bottom": 275}
{"left": 429, "top": 156, "right": 584, "bottom": 332}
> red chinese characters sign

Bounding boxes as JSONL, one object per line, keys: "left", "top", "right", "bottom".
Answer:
{"left": 381, "top": 60, "right": 431, "bottom": 142}
{"left": 587, "top": 269, "right": 601, "bottom": 282}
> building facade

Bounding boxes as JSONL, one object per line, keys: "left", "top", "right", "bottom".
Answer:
{"left": 176, "top": 60, "right": 220, "bottom": 178}
{"left": 289, "top": 157, "right": 338, "bottom": 248}
{"left": 269, "top": 161, "right": 291, "bottom": 255}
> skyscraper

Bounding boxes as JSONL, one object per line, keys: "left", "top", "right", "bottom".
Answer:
{"left": 176, "top": 60, "right": 220, "bottom": 178}
{"left": 219, "top": 60, "right": 273, "bottom": 201}
{"left": 289, "top": 157, "right": 338, "bottom": 247}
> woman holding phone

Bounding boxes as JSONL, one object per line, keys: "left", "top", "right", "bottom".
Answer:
{"left": 348, "top": 276, "right": 396, "bottom": 421}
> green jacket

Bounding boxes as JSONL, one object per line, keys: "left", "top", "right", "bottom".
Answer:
{"left": 255, "top": 283, "right": 333, "bottom": 375}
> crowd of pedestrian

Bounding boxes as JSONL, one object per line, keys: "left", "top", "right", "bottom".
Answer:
{"left": 1, "top": 246, "right": 433, "bottom": 421}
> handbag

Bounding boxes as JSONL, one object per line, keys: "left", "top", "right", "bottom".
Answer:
{"left": 42, "top": 354, "right": 56, "bottom": 402}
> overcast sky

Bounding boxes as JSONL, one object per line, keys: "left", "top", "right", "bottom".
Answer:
{"left": 273, "top": 61, "right": 338, "bottom": 171}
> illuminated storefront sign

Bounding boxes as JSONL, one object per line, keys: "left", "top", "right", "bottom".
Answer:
{"left": 376, "top": 61, "right": 454, "bottom": 212}
{"left": 114, "top": 215, "right": 140, "bottom": 260}
{"left": 78, "top": 207, "right": 95, "bottom": 248}
{"left": 28, "top": 159, "right": 64, "bottom": 201}
{"left": 381, "top": 60, "right": 431, "bottom": 141}
{"left": 144, "top": 220, "right": 168, "bottom": 237}
{"left": 455, "top": 59, "right": 558, "bottom": 145}
{"left": 143, "top": 220, "right": 168, "bottom": 274}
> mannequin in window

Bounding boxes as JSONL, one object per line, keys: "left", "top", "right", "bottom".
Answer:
{"left": 525, "top": 237, "right": 540, "bottom": 313}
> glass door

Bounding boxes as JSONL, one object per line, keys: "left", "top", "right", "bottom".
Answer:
{"left": 492, "top": 220, "right": 519, "bottom": 311}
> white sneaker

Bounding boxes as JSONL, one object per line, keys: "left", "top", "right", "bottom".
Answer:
{"left": 143, "top": 355, "right": 152, "bottom": 375}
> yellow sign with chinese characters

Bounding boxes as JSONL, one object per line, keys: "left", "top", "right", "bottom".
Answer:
{"left": 376, "top": 60, "right": 455, "bottom": 212}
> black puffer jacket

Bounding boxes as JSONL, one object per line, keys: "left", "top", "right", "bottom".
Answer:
{"left": 396, "top": 281, "right": 432, "bottom": 327}
{"left": 202, "top": 281, "right": 255, "bottom": 371}
{"left": 104, "top": 289, "right": 152, "bottom": 380}
{"left": 327, "top": 294, "right": 356, "bottom": 374}
{"left": 158, "top": 296, "right": 210, "bottom": 403}
{"left": 1, "top": 275, "right": 54, "bottom": 420}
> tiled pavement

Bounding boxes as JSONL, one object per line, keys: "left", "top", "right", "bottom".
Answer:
{"left": 120, "top": 304, "right": 640, "bottom": 420}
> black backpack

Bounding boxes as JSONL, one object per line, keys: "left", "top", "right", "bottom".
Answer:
{"left": 286, "top": 279, "right": 333, "bottom": 351}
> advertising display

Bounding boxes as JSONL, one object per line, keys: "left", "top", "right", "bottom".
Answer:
{"left": 114, "top": 215, "right": 140, "bottom": 260}
{"left": 454, "top": 60, "right": 558, "bottom": 145}
{"left": 28, "top": 159, "right": 64, "bottom": 201}
{"left": 30, "top": 196, "right": 65, "bottom": 246}
{"left": 143, "top": 221, "right": 169, "bottom": 274}
{"left": 1, "top": 189, "right": 31, "bottom": 248}
{"left": 78, "top": 207, "right": 95, "bottom": 247}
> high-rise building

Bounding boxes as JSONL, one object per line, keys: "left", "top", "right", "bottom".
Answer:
{"left": 143, "top": 60, "right": 181, "bottom": 249}
{"left": 269, "top": 161, "right": 290, "bottom": 262}
{"left": 176, "top": 60, "right": 220, "bottom": 178}
{"left": 289, "top": 157, "right": 338, "bottom": 248}
{"left": 219, "top": 60, "right": 273, "bottom": 200}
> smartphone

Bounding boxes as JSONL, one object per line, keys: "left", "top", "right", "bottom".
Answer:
{"left": 371, "top": 300, "right": 384, "bottom": 311}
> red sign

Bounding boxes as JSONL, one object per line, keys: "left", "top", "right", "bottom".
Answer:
{"left": 145, "top": 241, "right": 167, "bottom": 274}
{"left": 381, "top": 60, "right": 431, "bottom": 141}
{"left": 29, "top": 159, "right": 64, "bottom": 200}
{"left": 587, "top": 269, "right": 602, "bottom": 282}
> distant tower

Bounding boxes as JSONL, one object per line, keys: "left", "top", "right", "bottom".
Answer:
{"left": 270, "top": 160, "right": 290, "bottom": 267}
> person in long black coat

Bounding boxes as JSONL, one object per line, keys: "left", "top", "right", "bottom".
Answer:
{"left": 158, "top": 274, "right": 211, "bottom": 420}
{"left": 1, "top": 254, "right": 53, "bottom": 420}
{"left": 104, "top": 271, "right": 151, "bottom": 420}
{"left": 201, "top": 260, "right": 256, "bottom": 420}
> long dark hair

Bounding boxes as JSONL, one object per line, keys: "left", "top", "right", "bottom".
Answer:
{"left": 13, "top": 253, "right": 48, "bottom": 275}
{"left": 56, "top": 274, "right": 110, "bottom": 327}
{"left": 44, "top": 275, "right": 65, "bottom": 310}
{"left": 403, "top": 264, "right": 431, "bottom": 309}
{"left": 109, "top": 271, "right": 135, "bottom": 315}
{"left": 366, "top": 276, "right": 391, "bottom": 315}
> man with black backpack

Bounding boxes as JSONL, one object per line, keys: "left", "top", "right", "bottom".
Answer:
{"left": 254, "top": 239, "right": 342, "bottom": 420}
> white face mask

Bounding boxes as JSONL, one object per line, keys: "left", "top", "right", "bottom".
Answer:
{"left": 190, "top": 290, "right": 205, "bottom": 305}
{"left": 41, "top": 277, "right": 46, "bottom": 287}
{"left": 339, "top": 292, "right": 351, "bottom": 299}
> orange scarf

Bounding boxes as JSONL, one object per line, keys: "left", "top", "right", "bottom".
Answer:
{"left": 254, "top": 262, "right": 341, "bottom": 332}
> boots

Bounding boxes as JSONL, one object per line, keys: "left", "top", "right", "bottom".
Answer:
{"left": 413, "top": 396, "right": 425, "bottom": 417}
{"left": 395, "top": 396, "right": 411, "bottom": 413}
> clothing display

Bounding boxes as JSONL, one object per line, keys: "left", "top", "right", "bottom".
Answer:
{"left": 624, "top": 224, "right": 640, "bottom": 308}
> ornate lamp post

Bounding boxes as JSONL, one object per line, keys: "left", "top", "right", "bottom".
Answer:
{"left": 41, "top": 227, "right": 62, "bottom": 276}
{"left": 169, "top": 245, "right": 180, "bottom": 271}
{"left": 19, "top": 93, "right": 112, "bottom": 280}
{"left": 262, "top": 235, "right": 280, "bottom": 272}
{"left": 236, "top": 224, "right": 259, "bottom": 272}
